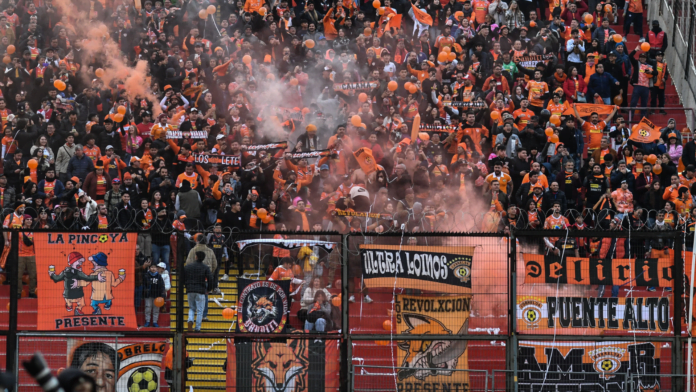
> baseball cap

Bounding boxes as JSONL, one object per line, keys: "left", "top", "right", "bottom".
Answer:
{"left": 157, "top": 262, "right": 167, "bottom": 269}
{"left": 112, "top": 178, "right": 121, "bottom": 184}
{"left": 105, "top": 145, "right": 114, "bottom": 150}
{"left": 320, "top": 164, "right": 330, "bottom": 171}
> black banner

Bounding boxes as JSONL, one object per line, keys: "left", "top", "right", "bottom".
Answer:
{"left": 236, "top": 278, "right": 291, "bottom": 333}
{"left": 442, "top": 101, "right": 487, "bottom": 109}
{"left": 245, "top": 142, "right": 288, "bottom": 151}
{"left": 290, "top": 150, "right": 331, "bottom": 159}
{"left": 335, "top": 209, "right": 392, "bottom": 220}
{"left": 333, "top": 82, "right": 378, "bottom": 91}
{"left": 192, "top": 153, "right": 241, "bottom": 166}
{"left": 360, "top": 245, "right": 474, "bottom": 293}
{"left": 236, "top": 239, "right": 337, "bottom": 253}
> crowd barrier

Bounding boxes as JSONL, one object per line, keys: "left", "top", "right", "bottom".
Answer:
{"left": 0, "top": 228, "right": 694, "bottom": 391}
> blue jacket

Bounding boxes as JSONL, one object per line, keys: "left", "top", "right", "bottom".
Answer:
{"left": 37, "top": 179, "right": 65, "bottom": 200}
{"left": 587, "top": 72, "right": 618, "bottom": 99}
{"left": 67, "top": 155, "right": 95, "bottom": 182}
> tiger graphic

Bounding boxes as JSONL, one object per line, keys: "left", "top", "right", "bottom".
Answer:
{"left": 247, "top": 293, "right": 278, "bottom": 325}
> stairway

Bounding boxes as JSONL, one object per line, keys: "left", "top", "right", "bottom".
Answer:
{"left": 171, "top": 269, "right": 260, "bottom": 392}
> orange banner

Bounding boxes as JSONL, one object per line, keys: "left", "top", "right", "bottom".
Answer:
{"left": 563, "top": 103, "right": 617, "bottom": 120}
{"left": 523, "top": 254, "right": 674, "bottom": 287}
{"left": 629, "top": 117, "right": 661, "bottom": 143}
{"left": 35, "top": 233, "right": 138, "bottom": 330}
{"left": 354, "top": 147, "right": 377, "bottom": 174}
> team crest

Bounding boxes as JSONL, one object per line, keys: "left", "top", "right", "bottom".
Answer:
{"left": 252, "top": 340, "right": 309, "bottom": 392}
{"left": 237, "top": 280, "right": 289, "bottom": 334}
{"left": 518, "top": 298, "right": 543, "bottom": 329}
{"left": 447, "top": 256, "right": 472, "bottom": 284}
{"left": 589, "top": 347, "right": 625, "bottom": 379}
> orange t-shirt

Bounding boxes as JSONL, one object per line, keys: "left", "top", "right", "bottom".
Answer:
{"left": 83, "top": 145, "right": 102, "bottom": 162}
{"left": 527, "top": 81, "right": 549, "bottom": 107}
{"left": 513, "top": 109, "right": 533, "bottom": 126}
{"left": 582, "top": 120, "right": 606, "bottom": 150}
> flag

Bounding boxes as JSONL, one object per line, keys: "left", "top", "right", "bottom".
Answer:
{"left": 562, "top": 103, "right": 617, "bottom": 120}
{"left": 354, "top": 147, "right": 377, "bottom": 174}
{"left": 409, "top": 4, "right": 432, "bottom": 35}
{"left": 629, "top": 117, "right": 661, "bottom": 143}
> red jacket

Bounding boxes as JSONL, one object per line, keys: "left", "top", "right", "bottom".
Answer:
{"left": 563, "top": 76, "right": 588, "bottom": 104}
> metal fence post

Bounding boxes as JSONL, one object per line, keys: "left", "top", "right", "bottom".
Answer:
{"left": 6, "top": 232, "right": 18, "bottom": 380}
{"left": 173, "top": 232, "right": 186, "bottom": 392}
{"left": 508, "top": 231, "right": 518, "bottom": 392}
{"left": 675, "top": 232, "right": 685, "bottom": 392}
{"left": 341, "top": 233, "right": 350, "bottom": 392}
{"left": 686, "top": 5, "right": 695, "bottom": 79}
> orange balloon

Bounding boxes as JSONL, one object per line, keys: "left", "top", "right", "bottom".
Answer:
{"left": 290, "top": 78, "right": 299, "bottom": 86}
{"left": 550, "top": 115, "right": 561, "bottom": 126}
{"left": 448, "top": 52, "right": 457, "bottom": 62}
{"left": 378, "top": 7, "right": 384, "bottom": 14}
{"left": 207, "top": 4, "right": 216, "bottom": 14}
{"left": 198, "top": 9, "right": 207, "bottom": 19}
{"left": 530, "top": 21, "right": 536, "bottom": 27}
{"left": 382, "top": 320, "right": 392, "bottom": 330}
{"left": 442, "top": 46, "right": 451, "bottom": 54}
{"left": 351, "top": 115, "right": 362, "bottom": 127}
{"left": 54, "top": 80, "right": 66, "bottom": 91}
{"left": 584, "top": 14, "right": 593, "bottom": 24}
{"left": 604, "top": 4, "right": 612, "bottom": 12}
{"left": 222, "top": 308, "right": 236, "bottom": 319}
{"left": 653, "top": 164, "right": 662, "bottom": 174}
{"left": 437, "top": 52, "right": 448, "bottom": 63}
{"left": 647, "top": 154, "right": 658, "bottom": 164}
{"left": 117, "top": 105, "right": 126, "bottom": 115}
{"left": 408, "top": 85, "right": 417, "bottom": 94}
{"left": 641, "top": 42, "right": 651, "bottom": 52}
{"left": 358, "top": 92, "right": 368, "bottom": 102}
{"left": 27, "top": 159, "right": 38, "bottom": 170}
{"left": 372, "top": 0, "right": 380, "bottom": 7}
{"left": 113, "top": 113, "right": 124, "bottom": 122}
{"left": 613, "top": 95, "right": 623, "bottom": 105}
{"left": 6, "top": 45, "right": 14, "bottom": 55}
{"left": 331, "top": 296, "right": 341, "bottom": 307}
{"left": 258, "top": 6, "right": 266, "bottom": 15}
{"left": 262, "top": 216, "right": 272, "bottom": 224}
{"left": 404, "top": 82, "right": 413, "bottom": 91}
{"left": 2, "top": 56, "right": 10, "bottom": 64}
{"left": 301, "top": 107, "right": 310, "bottom": 115}
{"left": 305, "top": 39, "right": 315, "bottom": 48}
{"left": 490, "top": 111, "right": 500, "bottom": 120}
{"left": 359, "top": 123, "right": 366, "bottom": 129}
{"left": 388, "top": 80, "right": 398, "bottom": 91}
{"left": 364, "top": 27, "right": 372, "bottom": 36}
{"left": 613, "top": 34, "right": 622, "bottom": 43}
{"left": 242, "top": 55, "right": 252, "bottom": 64}
{"left": 154, "top": 297, "right": 165, "bottom": 307}
{"left": 418, "top": 132, "right": 430, "bottom": 141}
{"left": 550, "top": 134, "right": 559, "bottom": 143}
{"left": 545, "top": 128, "right": 554, "bottom": 137}
{"left": 95, "top": 68, "right": 105, "bottom": 77}
{"left": 257, "top": 208, "right": 268, "bottom": 220}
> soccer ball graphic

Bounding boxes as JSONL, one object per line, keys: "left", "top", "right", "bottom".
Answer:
{"left": 127, "top": 367, "right": 158, "bottom": 392}
{"left": 98, "top": 234, "right": 109, "bottom": 243}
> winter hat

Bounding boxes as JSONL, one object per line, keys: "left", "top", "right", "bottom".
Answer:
{"left": 68, "top": 251, "right": 85, "bottom": 265}
{"left": 89, "top": 252, "right": 108, "bottom": 266}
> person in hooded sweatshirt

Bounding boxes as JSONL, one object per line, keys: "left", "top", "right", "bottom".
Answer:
{"left": 647, "top": 20, "right": 669, "bottom": 59}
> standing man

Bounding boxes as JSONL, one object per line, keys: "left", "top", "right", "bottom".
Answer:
{"left": 184, "top": 251, "right": 212, "bottom": 332}
{"left": 206, "top": 223, "right": 228, "bottom": 295}
{"left": 623, "top": 0, "right": 643, "bottom": 38}
{"left": 55, "top": 134, "right": 76, "bottom": 185}
{"left": 17, "top": 215, "right": 36, "bottom": 298}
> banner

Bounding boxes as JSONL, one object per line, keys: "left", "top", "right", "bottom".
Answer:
{"left": 419, "top": 124, "right": 457, "bottom": 133}
{"left": 513, "top": 54, "right": 554, "bottom": 70}
{"left": 523, "top": 254, "right": 674, "bottom": 287}
{"left": 192, "top": 153, "right": 240, "bottom": 166}
{"left": 236, "top": 239, "right": 337, "bottom": 252}
{"left": 335, "top": 209, "right": 392, "bottom": 220}
{"left": 629, "top": 117, "right": 661, "bottom": 143}
{"left": 519, "top": 341, "right": 662, "bottom": 391}
{"left": 332, "top": 81, "right": 378, "bottom": 91}
{"left": 236, "top": 278, "right": 291, "bottom": 333}
{"left": 35, "top": 233, "right": 137, "bottom": 330}
{"left": 563, "top": 103, "right": 617, "bottom": 120}
{"left": 244, "top": 142, "right": 288, "bottom": 151}
{"left": 226, "top": 339, "right": 340, "bottom": 391}
{"left": 360, "top": 245, "right": 475, "bottom": 293}
{"left": 354, "top": 147, "right": 377, "bottom": 174}
{"left": 290, "top": 150, "right": 330, "bottom": 159}
{"left": 442, "top": 101, "right": 487, "bottom": 109}
{"left": 166, "top": 130, "right": 207, "bottom": 139}
{"left": 67, "top": 340, "right": 167, "bottom": 392}
{"left": 517, "top": 296, "right": 672, "bottom": 335}
{"left": 395, "top": 294, "right": 471, "bottom": 389}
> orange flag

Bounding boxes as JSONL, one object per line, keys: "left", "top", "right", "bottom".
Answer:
{"left": 410, "top": 4, "right": 433, "bottom": 26}
{"left": 410, "top": 113, "right": 421, "bottom": 142}
{"left": 354, "top": 147, "right": 377, "bottom": 174}
{"left": 629, "top": 117, "right": 661, "bottom": 143}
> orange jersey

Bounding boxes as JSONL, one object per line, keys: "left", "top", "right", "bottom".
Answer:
{"left": 83, "top": 145, "right": 101, "bottom": 162}
{"left": 485, "top": 172, "right": 512, "bottom": 194}
{"left": 176, "top": 172, "right": 200, "bottom": 189}
{"left": 546, "top": 101, "right": 570, "bottom": 117}
{"left": 582, "top": 120, "right": 606, "bottom": 150}
{"left": 526, "top": 80, "right": 549, "bottom": 107}
{"left": 544, "top": 214, "right": 570, "bottom": 229}
{"left": 513, "top": 109, "right": 533, "bottom": 127}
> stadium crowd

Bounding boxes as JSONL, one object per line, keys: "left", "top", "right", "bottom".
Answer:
{"left": 0, "top": 0, "right": 690, "bottom": 302}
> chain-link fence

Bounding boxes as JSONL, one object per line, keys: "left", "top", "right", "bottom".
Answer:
{"left": 1, "top": 228, "right": 696, "bottom": 391}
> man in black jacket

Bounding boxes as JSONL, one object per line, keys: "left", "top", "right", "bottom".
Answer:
{"left": 184, "top": 251, "right": 212, "bottom": 332}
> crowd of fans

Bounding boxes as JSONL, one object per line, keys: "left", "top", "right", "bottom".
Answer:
{"left": 0, "top": 0, "right": 690, "bottom": 307}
